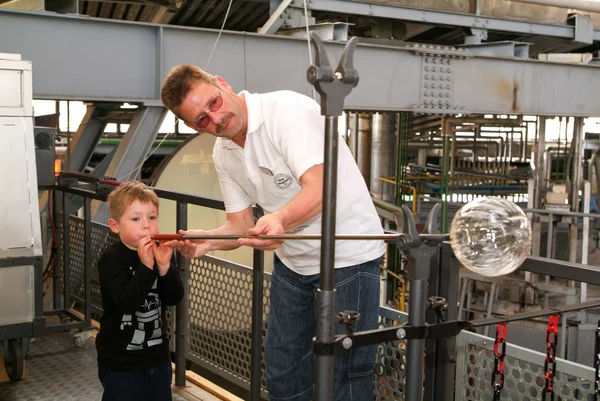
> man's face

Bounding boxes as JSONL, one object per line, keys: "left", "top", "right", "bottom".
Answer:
{"left": 179, "top": 79, "right": 245, "bottom": 141}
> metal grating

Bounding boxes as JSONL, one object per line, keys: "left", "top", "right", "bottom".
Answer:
{"left": 186, "top": 256, "right": 270, "bottom": 397}
{"left": 374, "top": 308, "right": 408, "bottom": 400}
{"left": 62, "top": 215, "right": 176, "bottom": 343}
{"left": 57, "top": 210, "right": 423, "bottom": 400}
{"left": 186, "top": 254, "right": 409, "bottom": 399}
{"left": 67, "top": 216, "right": 119, "bottom": 316}
{"left": 456, "top": 330, "right": 596, "bottom": 400}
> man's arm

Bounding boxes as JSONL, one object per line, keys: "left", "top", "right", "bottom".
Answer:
{"left": 239, "top": 164, "right": 323, "bottom": 250}
{"left": 167, "top": 206, "right": 256, "bottom": 259}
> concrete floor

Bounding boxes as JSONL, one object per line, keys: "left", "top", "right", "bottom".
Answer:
{"left": 0, "top": 329, "right": 223, "bottom": 401}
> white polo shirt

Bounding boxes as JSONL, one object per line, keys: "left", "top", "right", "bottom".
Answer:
{"left": 213, "top": 90, "right": 385, "bottom": 275}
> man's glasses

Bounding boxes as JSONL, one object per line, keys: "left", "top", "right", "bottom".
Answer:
{"left": 195, "top": 91, "right": 223, "bottom": 131}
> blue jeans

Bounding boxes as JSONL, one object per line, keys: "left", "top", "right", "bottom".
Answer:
{"left": 265, "top": 255, "right": 381, "bottom": 401}
{"left": 98, "top": 361, "right": 172, "bottom": 401}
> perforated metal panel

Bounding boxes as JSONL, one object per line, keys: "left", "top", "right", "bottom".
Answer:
{"left": 186, "top": 255, "right": 408, "bottom": 399}
{"left": 456, "top": 330, "right": 596, "bottom": 400}
{"left": 57, "top": 210, "right": 412, "bottom": 400}
{"left": 187, "top": 256, "right": 270, "bottom": 397}
{"left": 374, "top": 308, "right": 408, "bottom": 400}
{"left": 66, "top": 216, "right": 118, "bottom": 315}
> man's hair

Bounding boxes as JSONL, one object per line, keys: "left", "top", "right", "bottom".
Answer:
{"left": 106, "top": 181, "right": 160, "bottom": 221}
{"left": 161, "top": 64, "right": 217, "bottom": 119}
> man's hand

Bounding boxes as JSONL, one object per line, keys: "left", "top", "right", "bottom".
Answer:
{"left": 153, "top": 240, "right": 173, "bottom": 276}
{"left": 239, "top": 214, "right": 285, "bottom": 251}
{"left": 138, "top": 236, "right": 155, "bottom": 270}
{"left": 164, "top": 229, "right": 211, "bottom": 259}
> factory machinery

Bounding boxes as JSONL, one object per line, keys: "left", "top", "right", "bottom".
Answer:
{"left": 5, "top": 1, "right": 600, "bottom": 400}
{"left": 343, "top": 109, "right": 600, "bottom": 366}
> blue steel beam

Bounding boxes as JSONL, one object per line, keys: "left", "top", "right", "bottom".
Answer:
{"left": 93, "top": 105, "right": 166, "bottom": 222}
{"left": 1, "top": 9, "right": 600, "bottom": 116}
{"left": 296, "top": 0, "right": 582, "bottom": 40}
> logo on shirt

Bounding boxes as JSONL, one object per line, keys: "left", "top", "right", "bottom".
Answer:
{"left": 274, "top": 173, "right": 292, "bottom": 189}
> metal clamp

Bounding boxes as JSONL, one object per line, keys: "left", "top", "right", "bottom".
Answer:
{"left": 428, "top": 296, "right": 448, "bottom": 322}
{"left": 307, "top": 33, "right": 359, "bottom": 116}
{"left": 387, "top": 203, "right": 444, "bottom": 252}
{"left": 337, "top": 311, "right": 360, "bottom": 336}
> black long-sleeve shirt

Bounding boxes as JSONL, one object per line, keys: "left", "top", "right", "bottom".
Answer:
{"left": 96, "top": 241, "right": 184, "bottom": 372}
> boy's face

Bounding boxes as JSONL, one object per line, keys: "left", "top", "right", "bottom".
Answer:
{"left": 108, "top": 200, "right": 159, "bottom": 250}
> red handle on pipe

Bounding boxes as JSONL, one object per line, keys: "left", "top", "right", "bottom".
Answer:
{"left": 152, "top": 234, "right": 184, "bottom": 241}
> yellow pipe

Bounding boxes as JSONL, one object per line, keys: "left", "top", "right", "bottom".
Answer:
{"left": 385, "top": 268, "right": 406, "bottom": 312}
{"left": 385, "top": 268, "right": 403, "bottom": 281}
{"left": 399, "top": 276, "right": 406, "bottom": 312}
{"left": 379, "top": 177, "right": 418, "bottom": 213}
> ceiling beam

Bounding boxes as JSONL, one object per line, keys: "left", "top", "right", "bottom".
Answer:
{"left": 1, "top": 9, "right": 600, "bottom": 117}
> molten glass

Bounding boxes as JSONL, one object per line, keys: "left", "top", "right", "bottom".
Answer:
{"left": 450, "top": 197, "right": 532, "bottom": 277}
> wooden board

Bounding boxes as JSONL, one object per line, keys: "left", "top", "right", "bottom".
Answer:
{"left": 0, "top": 349, "right": 9, "bottom": 383}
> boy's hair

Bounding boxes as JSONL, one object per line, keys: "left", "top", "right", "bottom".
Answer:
{"left": 161, "top": 64, "right": 217, "bottom": 119}
{"left": 106, "top": 181, "right": 160, "bottom": 221}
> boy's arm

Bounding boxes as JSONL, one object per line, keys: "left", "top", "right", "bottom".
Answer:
{"left": 158, "top": 257, "right": 184, "bottom": 306}
{"left": 98, "top": 249, "right": 158, "bottom": 314}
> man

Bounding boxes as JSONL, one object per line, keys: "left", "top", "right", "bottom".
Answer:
{"left": 160, "top": 64, "right": 385, "bottom": 401}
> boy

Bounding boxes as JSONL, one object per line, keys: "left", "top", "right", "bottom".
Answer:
{"left": 96, "top": 180, "right": 184, "bottom": 401}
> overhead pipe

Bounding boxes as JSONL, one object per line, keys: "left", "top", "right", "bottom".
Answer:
{"left": 507, "top": 0, "right": 600, "bottom": 13}
{"left": 357, "top": 113, "right": 372, "bottom": 186}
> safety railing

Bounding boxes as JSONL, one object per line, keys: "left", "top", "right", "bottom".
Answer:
{"left": 52, "top": 172, "right": 600, "bottom": 401}
{"left": 456, "top": 330, "right": 596, "bottom": 400}
{"left": 52, "top": 173, "right": 418, "bottom": 401}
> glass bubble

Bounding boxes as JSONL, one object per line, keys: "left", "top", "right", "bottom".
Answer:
{"left": 450, "top": 197, "right": 532, "bottom": 277}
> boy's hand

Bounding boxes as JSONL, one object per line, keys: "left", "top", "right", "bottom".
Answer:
{"left": 138, "top": 236, "right": 155, "bottom": 270}
{"left": 153, "top": 240, "right": 173, "bottom": 277}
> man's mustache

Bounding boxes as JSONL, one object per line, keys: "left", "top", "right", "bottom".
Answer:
{"left": 215, "top": 114, "right": 233, "bottom": 134}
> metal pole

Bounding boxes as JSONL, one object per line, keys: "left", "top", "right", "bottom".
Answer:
{"left": 250, "top": 246, "right": 265, "bottom": 401}
{"left": 441, "top": 117, "right": 450, "bottom": 233}
{"left": 569, "top": 117, "right": 584, "bottom": 288}
{"left": 406, "top": 274, "right": 428, "bottom": 401}
{"left": 424, "top": 242, "right": 458, "bottom": 401}
{"left": 582, "top": 181, "right": 591, "bottom": 303}
{"left": 53, "top": 189, "right": 62, "bottom": 311}
{"left": 153, "top": 233, "right": 442, "bottom": 241}
{"left": 531, "top": 117, "right": 546, "bottom": 282}
{"left": 175, "top": 201, "right": 188, "bottom": 387}
{"left": 62, "top": 190, "right": 71, "bottom": 309}
{"left": 315, "top": 115, "right": 339, "bottom": 401}
{"left": 84, "top": 197, "right": 92, "bottom": 326}
{"left": 526, "top": 178, "right": 535, "bottom": 282}
{"left": 308, "top": 34, "right": 360, "bottom": 401}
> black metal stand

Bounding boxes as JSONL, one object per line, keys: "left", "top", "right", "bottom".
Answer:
{"left": 306, "top": 34, "right": 450, "bottom": 401}
{"left": 250, "top": 247, "right": 264, "bottom": 401}
{"left": 175, "top": 201, "right": 188, "bottom": 387}
{"left": 307, "top": 33, "right": 360, "bottom": 401}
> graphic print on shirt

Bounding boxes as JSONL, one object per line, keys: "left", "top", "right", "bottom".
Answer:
{"left": 120, "top": 278, "right": 163, "bottom": 350}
